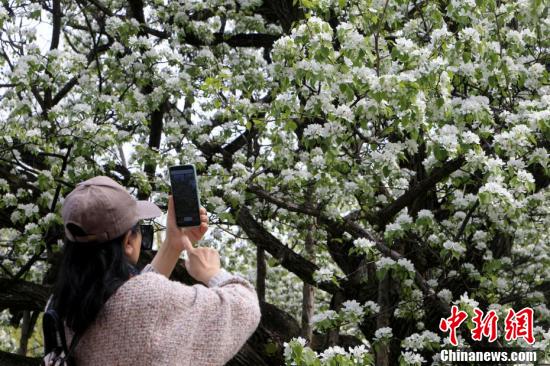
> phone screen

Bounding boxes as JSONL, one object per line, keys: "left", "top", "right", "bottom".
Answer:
{"left": 140, "top": 224, "right": 154, "bottom": 250}
{"left": 169, "top": 165, "right": 201, "bottom": 227}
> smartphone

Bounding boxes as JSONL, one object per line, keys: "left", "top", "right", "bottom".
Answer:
{"left": 140, "top": 224, "right": 154, "bottom": 250}
{"left": 169, "top": 164, "right": 201, "bottom": 227}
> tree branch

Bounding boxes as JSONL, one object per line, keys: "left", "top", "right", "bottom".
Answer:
{"left": 247, "top": 185, "right": 320, "bottom": 216}
{"left": 372, "top": 156, "right": 466, "bottom": 229}
{"left": 235, "top": 206, "right": 341, "bottom": 295}
{"left": 50, "top": 0, "right": 61, "bottom": 51}
{"left": 0, "top": 278, "right": 51, "bottom": 312}
{"left": 0, "top": 350, "right": 39, "bottom": 366}
{"left": 50, "top": 41, "right": 113, "bottom": 107}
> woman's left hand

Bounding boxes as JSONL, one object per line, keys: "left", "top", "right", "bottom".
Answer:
{"left": 164, "top": 195, "right": 209, "bottom": 252}
{"left": 183, "top": 207, "right": 209, "bottom": 245}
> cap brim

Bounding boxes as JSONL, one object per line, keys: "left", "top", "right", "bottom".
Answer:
{"left": 136, "top": 201, "right": 162, "bottom": 219}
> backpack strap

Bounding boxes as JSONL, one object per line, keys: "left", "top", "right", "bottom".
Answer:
{"left": 43, "top": 299, "right": 62, "bottom": 355}
{"left": 43, "top": 297, "right": 81, "bottom": 366}
{"left": 62, "top": 332, "right": 80, "bottom": 366}
{"left": 55, "top": 310, "right": 81, "bottom": 366}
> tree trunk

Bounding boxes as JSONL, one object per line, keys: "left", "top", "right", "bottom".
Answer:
{"left": 326, "top": 291, "right": 344, "bottom": 347}
{"left": 300, "top": 222, "right": 315, "bottom": 341}
{"left": 257, "top": 247, "right": 266, "bottom": 302}
{"left": 117, "top": 144, "right": 127, "bottom": 168}
{"left": 376, "top": 274, "right": 391, "bottom": 366}
{"left": 17, "top": 311, "right": 38, "bottom": 356}
{"left": 126, "top": 0, "right": 167, "bottom": 201}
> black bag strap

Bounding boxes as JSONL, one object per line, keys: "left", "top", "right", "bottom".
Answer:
{"left": 43, "top": 306, "right": 60, "bottom": 355}
{"left": 63, "top": 333, "right": 80, "bottom": 366}
{"left": 43, "top": 297, "right": 81, "bottom": 366}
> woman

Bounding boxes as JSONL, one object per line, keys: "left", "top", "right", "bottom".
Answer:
{"left": 46, "top": 176, "right": 261, "bottom": 365}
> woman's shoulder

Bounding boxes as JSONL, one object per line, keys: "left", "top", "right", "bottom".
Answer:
{"left": 109, "top": 271, "right": 197, "bottom": 309}
{"left": 117, "top": 271, "right": 170, "bottom": 298}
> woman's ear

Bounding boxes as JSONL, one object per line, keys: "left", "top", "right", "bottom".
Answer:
{"left": 122, "top": 230, "right": 135, "bottom": 259}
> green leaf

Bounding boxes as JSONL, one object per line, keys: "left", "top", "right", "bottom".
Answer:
{"left": 376, "top": 268, "right": 388, "bottom": 281}
{"left": 286, "top": 120, "right": 298, "bottom": 131}
{"left": 478, "top": 191, "right": 491, "bottom": 205}
{"left": 30, "top": 9, "right": 41, "bottom": 19}
{"left": 300, "top": 0, "right": 315, "bottom": 9}
{"left": 267, "top": 257, "right": 280, "bottom": 267}
{"left": 302, "top": 348, "right": 319, "bottom": 364}
{"left": 265, "top": 341, "right": 278, "bottom": 355}
{"left": 434, "top": 145, "right": 448, "bottom": 161}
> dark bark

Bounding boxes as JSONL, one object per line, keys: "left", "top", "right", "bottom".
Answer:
{"left": 235, "top": 206, "right": 341, "bottom": 294}
{"left": 50, "top": 0, "right": 61, "bottom": 50}
{"left": 227, "top": 301, "right": 363, "bottom": 366}
{"left": 256, "top": 0, "right": 304, "bottom": 33}
{"left": 256, "top": 247, "right": 266, "bottom": 302}
{"left": 42, "top": 0, "right": 61, "bottom": 111}
{"left": 376, "top": 274, "right": 391, "bottom": 366}
{"left": 0, "top": 351, "right": 39, "bottom": 366}
{"left": 326, "top": 231, "right": 362, "bottom": 276}
{"left": 125, "top": 0, "right": 168, "bottom": 201}
{"left": 369, "top": 156, "right": 466, "bottom": 229}
{"left": 530, "top": 160, "right": 549, "bottom": 192}
{"left": 0, "top": 278, "right": 51, "bottom": 312}
{"left": 301, "top": 282, "right": 315, "bottom": 341}
{"left": 139, "top": 98, "right": 168, "bottom": 200}
{"left": 300, "top": 222, "right": 315, "bottom": 341}
{"left": 17, "top": 311, "right": 39, "bottom": 356}
{"left": 246, "top": 179, "right": 460, "bottom": 315}
{"left": 200, "top": 130, "right": 257, "bottom": 171}
{"left": 326, "top": 291, "right": 345, "bottom": 348}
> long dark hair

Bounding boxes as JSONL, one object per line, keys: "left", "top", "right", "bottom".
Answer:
{"left": 52, "top": 223, "right": 139, "bottom": 335}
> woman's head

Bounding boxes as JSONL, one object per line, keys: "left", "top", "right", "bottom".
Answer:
{"left": 54, "top": 176, "right": 161, "bottom": 334}
{"left": 61, "top": 176, "right": 161, "bottom": 246}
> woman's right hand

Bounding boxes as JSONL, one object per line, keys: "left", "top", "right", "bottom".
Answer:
{"left": 164, "top": 195, "right": 220, "bottom": 284}
{"left": 184, "top": 247, "right": 221, "bottom": 284}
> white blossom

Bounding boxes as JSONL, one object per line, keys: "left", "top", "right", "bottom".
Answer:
{"left": 17, "top": 203, "right": 38, "bottom": 218}
{"left": 319, "top": 345, "right": 347, "bottom": 361}
{"left": 376, "top": 257, "right": 396, "bottom": 270}
{"left": 385, "top": 222, "right": 402, "bottom": 232}
{"left": 417, "top": 209, "right": 434, "bottom": 220}
{"left": 353, "top": 237, "right": 376, "bottom": 251}
{"left": 395, "top": 211, "right": 413, "bottom": 225}
{"left": 401, "top": 351, "right": 426, "bottom": 365}
{"left": 311, "top": 310, "right": 338, "bottom": 325}
{"left": 438, "top": 289, "right": 453, "bottom": 304}
{"left": 454, "top": 292, "right": 479, "bottom": 309}
{"left": 363, "top": 301, "right": 381, "bottom": 314}
{"left": 313, "top": 267, "right": 333, "bottom": 283}
{"left": 341, "top": 300, "right": 364, "bottom": 318}
{"left": 374, "top": 327, "right": 393, "bottom": 342}
{"left": 349, "top": 344, "right": 368, "bottom": 358}
{"left": 397, "top": 258, "right": 415, "bottom": 273}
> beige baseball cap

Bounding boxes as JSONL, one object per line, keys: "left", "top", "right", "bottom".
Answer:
{"left": 61, "top": 176, "right": 162, "bottom": 243}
